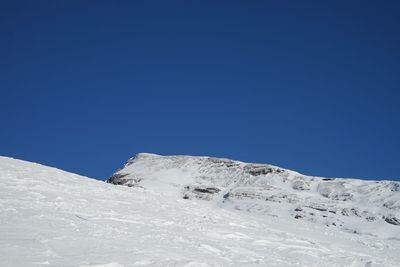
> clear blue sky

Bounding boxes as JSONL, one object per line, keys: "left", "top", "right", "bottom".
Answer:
{"left": 1, "top": 1, "right": 399, "bottom": 181}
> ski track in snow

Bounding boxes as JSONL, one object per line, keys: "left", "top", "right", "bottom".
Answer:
{"left": 0, "top": 156, "right": 399, "bottom": 267}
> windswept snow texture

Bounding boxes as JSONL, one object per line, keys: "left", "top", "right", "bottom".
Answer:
{"left": 0, "top": 155, "right": 399, "bottom": 266}
{"left": 108, "top": 153, "right": 400, "bottom": 239}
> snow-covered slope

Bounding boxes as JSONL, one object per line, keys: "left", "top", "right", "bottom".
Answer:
{"left": 108, "top": 153, "right": 400, "bottom": 239}
{"left": 1, "top": 155, "right": 400, "bottom": 266}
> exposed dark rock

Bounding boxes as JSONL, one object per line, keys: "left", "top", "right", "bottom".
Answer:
{"left": 390, "top": 183, "right": 400, "bottom": 192}
{"left": 350, "top": 208, "right": 361, "bottom": 217}
{"left": 107, "top": 173, "right": 129, "bottom": 184}
{"left": 341, "top": 209, "right": 350, "bottom": 216}
{"left": 294, "top": 214, "right": 303, "bottom": 219}
{"left": 248, "top": 167, "right": 273, "bottom": 176}
{"left": 384, "top": 215, "right": 400, "bottom": 226}
{"left": 308, "top": 206, "right": 327, "bottom": 212}
{"left": 183, "top": 186, "right": 222, "bottom": 200}
{"left": 193, "top": 187, "right": 221, "bottom": 194}
{"left": 107, "top": 173, "right": 143, "bottom": 186}
{"left": 365, "top": 216, "right": 376, "bottom": 222}
{"left": 207, "top": 157, "right": 238, "bottom": 168}
{"left": 244, "top": 164, "right": 284, "bottom": 176}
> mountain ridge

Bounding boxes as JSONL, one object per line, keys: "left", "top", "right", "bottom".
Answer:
{"left": 113, "top": 152, "right": 397, "bottom": 181}
{"left": 107, "top": 153, "right": 400, "bottom": 238}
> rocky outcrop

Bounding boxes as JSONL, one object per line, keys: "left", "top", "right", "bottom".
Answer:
{"left": 107, "top": 173, "right": 142, "bottom": 187}
{"left": 384, "top": 215, "right": 400, "bottom": 225}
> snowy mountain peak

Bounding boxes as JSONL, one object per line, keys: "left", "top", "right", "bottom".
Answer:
{"left": 2, "top": 155, "right": 400, "bottom": 266}
{"left": 108, "top": 153, "right": 400, "bottom": 238}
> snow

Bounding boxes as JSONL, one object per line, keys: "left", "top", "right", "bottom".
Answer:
{"left": 109, "top": 153, "right": 400, "bottom": 239}
{"left": 1, "top": 155, "right": 400, "bottom": 266}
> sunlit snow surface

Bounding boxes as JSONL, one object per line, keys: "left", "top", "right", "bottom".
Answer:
{"left": 0, "top": 155, "right": 399, "bottom": 266}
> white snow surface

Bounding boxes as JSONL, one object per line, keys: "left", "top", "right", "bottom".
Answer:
{"left": 1, "top": 154, "right": 400, "bottom": 266}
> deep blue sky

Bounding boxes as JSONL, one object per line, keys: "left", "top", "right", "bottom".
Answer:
{"left": 1, "top": 1, "right": 399, "bottom": 181}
